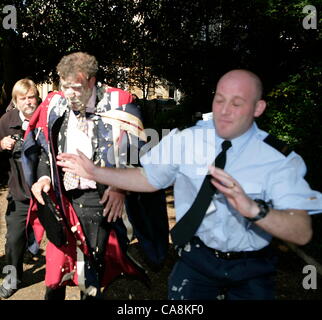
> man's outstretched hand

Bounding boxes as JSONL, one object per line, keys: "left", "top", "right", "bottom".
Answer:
{"left": 209, "top": 166, "right": 259, "bottom": 219}
{"left": 57, "top": 150, "right": 95, "bottom": 181}
{"left": 100, "top": 187, "right": 126, "bottom": 223}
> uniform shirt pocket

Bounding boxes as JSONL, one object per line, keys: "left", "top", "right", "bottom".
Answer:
{"left": 241, "top": 182, "right": 265, "bottom": 200}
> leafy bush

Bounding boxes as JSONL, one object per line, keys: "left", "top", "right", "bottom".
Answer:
{"left": 258, "top": 63, "right": 322, "bottom": 190}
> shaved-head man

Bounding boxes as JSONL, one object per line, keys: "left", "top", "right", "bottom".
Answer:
{"left": 57, "top": 69, "right": 322, "bottom": 300}
{"left": 213, "top": 70, "right": 266, "bottom": 140}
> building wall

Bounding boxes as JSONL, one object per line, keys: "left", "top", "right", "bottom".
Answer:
{"left": 36, "top": 82, "right": 59, "bottom": 101}
{"left": 129, "top": 83, "right": 182, "bottom": 102}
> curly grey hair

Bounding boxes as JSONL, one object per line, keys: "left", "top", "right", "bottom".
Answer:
{"left": 56, "top": 52, "right": 98, "bottom": 79}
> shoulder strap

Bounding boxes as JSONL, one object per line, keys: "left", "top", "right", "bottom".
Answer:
{"left": 263, "top": 134, "right": 291, "bottom": 156}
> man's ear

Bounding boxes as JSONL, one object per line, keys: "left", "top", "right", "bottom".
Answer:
{"left": 254, "top": 100, "right": 266, "bottom": 118}
{"left": 89, "top": 76, "right": 96, "bottom": 88}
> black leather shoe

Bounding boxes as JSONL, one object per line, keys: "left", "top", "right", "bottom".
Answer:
{"left": 0, "top": 284, "right": 18, "bottom": 299}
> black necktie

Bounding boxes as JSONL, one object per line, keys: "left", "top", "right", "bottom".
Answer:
{"left": 170, "top": 140, "right": 232, "bottom": 247}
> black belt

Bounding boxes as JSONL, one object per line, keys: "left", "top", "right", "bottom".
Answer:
{"left": 66, "top": 188, "right": 99, "bottom": 199}
{"left": 191, "top": 237, "right": 271, "bottom": 260}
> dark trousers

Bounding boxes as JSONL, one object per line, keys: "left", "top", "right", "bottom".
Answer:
{"left": 5, "top": 198, "right": 30, "bottom": 283}
{"left": 45, "top": 189, "right": 108, "bottom": 300}
{"left": 45, "top": 286, "right": 66, "bottom": 300}
{"left": 168, "top": 238, "right": 277, "bottom": 300}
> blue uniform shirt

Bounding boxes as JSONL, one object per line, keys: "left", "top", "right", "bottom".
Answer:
{"left": 140, "top": 120, "right": 322, "bottom": 252}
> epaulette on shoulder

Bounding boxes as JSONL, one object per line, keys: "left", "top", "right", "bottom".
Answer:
{"left": 263, "top": 134, "right": 292, "bottom": 156}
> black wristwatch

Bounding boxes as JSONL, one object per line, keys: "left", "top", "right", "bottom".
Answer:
{"left": 247, "top": 199, "right": 270, "bottom": 222}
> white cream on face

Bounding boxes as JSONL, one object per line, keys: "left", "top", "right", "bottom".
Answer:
{"left": 60, "top": 76, "right": 92, "bottom": 112}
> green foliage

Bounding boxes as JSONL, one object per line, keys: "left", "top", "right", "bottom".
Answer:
{"left": 139, "top": 98, "right": 192, "bottom": 134}
{"left": 1, "top": 1, "right": 321, "bottom": 190}
{"left": 258, "top": 63, "right": 322, "bottom": 189}
{"left": 153, "top": 105, "right": 192, "bottom": 132}
{"left": 1, "top": 0, "right": 321, "bottom": 100}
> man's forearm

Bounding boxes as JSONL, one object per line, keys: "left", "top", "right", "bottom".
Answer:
{"left": 254, "top": 209, "right": 312, "bottom": 246}
{"left": 92, "top": 166, "right": 158, "bottom": 193}
{"left": 209, "top": 167, "right": 313, "bottom": 246}
{"left": 37, "top": 149, "right": 51, "bottom": 180}
{"left": 56, "top": 151, "right": 159, "bottom": 192}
